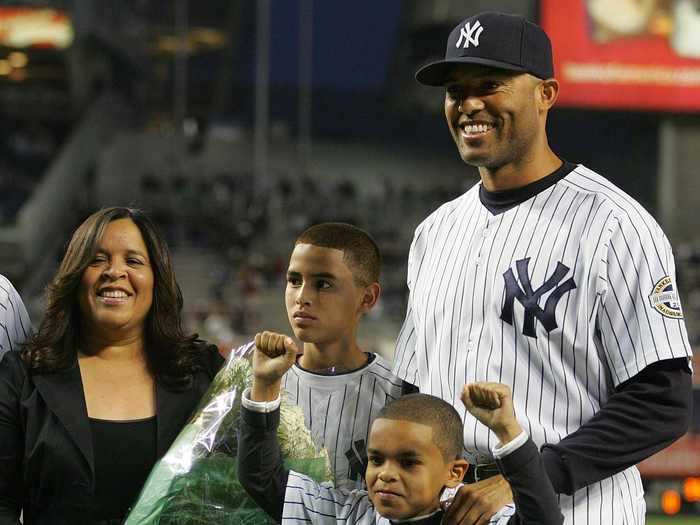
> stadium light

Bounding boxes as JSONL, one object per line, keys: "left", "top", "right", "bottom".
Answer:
{"left": 8, "top": 51, "right": 27, "bottom": 68}
{"left": 661, "top": 489, "right": 682, "bottom": 515}
{"left": 683, "top": 477, "right": 700, "bottom": 502}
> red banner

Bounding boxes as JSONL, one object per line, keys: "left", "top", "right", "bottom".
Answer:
{"left": 541, "top": 0, "right": 700, "bottom": 111}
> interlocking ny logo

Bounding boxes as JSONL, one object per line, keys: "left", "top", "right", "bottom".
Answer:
{"left": 456, "top": 20, "right": 484, "bottom": 48}
{"left": 500, "top": 258, "right": 576, "bottom": 338}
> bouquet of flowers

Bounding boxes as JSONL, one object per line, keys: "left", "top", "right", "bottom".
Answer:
{"left": 124, "top": 342, "right": 332, "bottom": 525}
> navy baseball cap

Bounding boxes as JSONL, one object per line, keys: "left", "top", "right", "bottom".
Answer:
{"left": 415, "top": 12, "right": 554, "bottom": 86}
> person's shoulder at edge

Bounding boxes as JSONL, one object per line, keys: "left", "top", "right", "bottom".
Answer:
{"left": 0, "top": 273, "right": 11, "bottom": 289}
{"left": 0, "top": 274, "right": 27, "bottom": 307}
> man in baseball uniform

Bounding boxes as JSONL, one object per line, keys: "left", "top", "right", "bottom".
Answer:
{"left": 0, "top": 274, "right": 31, "bottom": 361}
{"left": 393, "top": 11, "right": 693, "bottom": 525}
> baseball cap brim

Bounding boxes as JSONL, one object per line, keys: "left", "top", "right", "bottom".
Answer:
{"left": 415, "top": 57, "right": 528, "bottom": 86}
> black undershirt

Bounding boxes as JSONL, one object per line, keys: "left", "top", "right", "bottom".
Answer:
{"left": 475, "top": 159, "right": 691, "bottom": 494}
{"left": 541, "top": 358, "right": 692, "bottom": 495}
{"left": 89, "top": 416, "right": 157, "bottom": 521}
{"left": 479, "top": 161, "right": 576, "bottom": 215}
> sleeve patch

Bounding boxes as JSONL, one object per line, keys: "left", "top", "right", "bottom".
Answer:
{"left": 648, "top": 276, "right": 683, "bottom": 319}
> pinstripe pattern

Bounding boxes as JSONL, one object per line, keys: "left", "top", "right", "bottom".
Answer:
{"left": 0, "top": 274, "right": 31, "bottom": 360}
{"left": 393, "top": 165, "right": 691, "bottom": 524}
{"left": 282, "top": 471, "right": 516, "bottom": 524}
{"left": 281, "top": 354, "right": 405, "bottom": 491}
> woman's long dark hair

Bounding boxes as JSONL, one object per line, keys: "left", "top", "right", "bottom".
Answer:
{"left": 22, "top": 207, "right": 208, "bottom": 383}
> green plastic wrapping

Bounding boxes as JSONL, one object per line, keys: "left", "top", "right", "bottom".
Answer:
{"left": 124, "top": 342, "right": 332, "bottom": 524}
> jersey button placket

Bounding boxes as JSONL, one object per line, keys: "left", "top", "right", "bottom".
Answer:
{"left": 476, "top": 218, "right": 489, "bottom": 266}
{"left": 482, "top": 217, "right": 491, "bottom": 238}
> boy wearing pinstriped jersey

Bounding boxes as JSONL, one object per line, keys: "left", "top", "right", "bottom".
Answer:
{"left": 256, "top": 223, "right": 413, "bottom": 491}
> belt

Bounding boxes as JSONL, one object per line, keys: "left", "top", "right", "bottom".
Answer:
{"left": 463, "top": 462, "right": 500, "bottom": 483}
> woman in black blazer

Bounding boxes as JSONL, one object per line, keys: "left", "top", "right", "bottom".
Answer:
{"left": 0, "top": 207, "right": 224, "bottom": 524}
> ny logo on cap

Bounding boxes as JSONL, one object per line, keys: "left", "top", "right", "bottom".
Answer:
{"left": 456, "top": 20, "right": 484, "bottom": 49}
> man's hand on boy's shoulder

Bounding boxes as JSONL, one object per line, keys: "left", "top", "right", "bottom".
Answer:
{"left": 442, "top": 475, "right": 513, "bottom": 525}
{"left": 251, "top": 331, "right": 300, "bottom": 401}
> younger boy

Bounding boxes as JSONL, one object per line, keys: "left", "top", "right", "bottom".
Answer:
{"left": 238, "top": 334, "right": 563, "bottom": 524}
{"left": 265, "top": 223, "right": 414, "bottom": 490}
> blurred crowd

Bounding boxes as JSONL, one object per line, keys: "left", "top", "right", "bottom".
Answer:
{"left": 130, "top": 169, "right": 470, "bottom": 352}
{"left": 0, "top": 122, "right": 60, "bottom": 225}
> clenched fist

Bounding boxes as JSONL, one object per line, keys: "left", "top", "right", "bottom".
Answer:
{"left": 461, "top": 382, "right": 522, "bottom": 445}
{"left": 251, "top": 331, "right": 301, "bottom": 401}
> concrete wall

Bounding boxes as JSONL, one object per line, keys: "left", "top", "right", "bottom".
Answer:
{"left": 659, "top": 117, "right": 700, "bottom": 245}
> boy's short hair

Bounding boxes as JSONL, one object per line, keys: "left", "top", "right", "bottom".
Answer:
{"left": 377, "top": 393, "right": 463, "bottom": 461}
{"left": 295, "top": 223, "right": 381, "bottom": 286}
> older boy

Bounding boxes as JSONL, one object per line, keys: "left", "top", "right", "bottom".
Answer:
{"left": 271, "top": 223, "right": 414, "bottom": 490}
{"left": 238, "top": 333, "right": 563, "bottom": 524}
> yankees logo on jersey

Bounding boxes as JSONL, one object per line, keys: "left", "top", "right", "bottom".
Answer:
{"left": 281, "top": 353, "right": 406, "bottom": 490}
{"left": 393, "top": 163, "right": 692, "bottom": 524}
{"left": 0, "top": 274, "right": 31, "bottom": 360}
{"left": 500, "top": 257, "right": 577, "bottom": 337}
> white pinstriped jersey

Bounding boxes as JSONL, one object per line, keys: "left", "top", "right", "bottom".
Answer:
{"left": 0, "top": 275, "right": 31, "bottom": 360}
{"left": 393, "top": 164, "right": 692, "bottom": 524}
{"left": 281, "top": 354, "right": 405, "bottom": 491}
{"left": 282, "top": 471, "right": 516, "bottom": 524}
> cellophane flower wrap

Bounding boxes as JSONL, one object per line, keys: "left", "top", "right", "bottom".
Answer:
{"left": 124, "top": 342, "right": 332, "bottom": 524}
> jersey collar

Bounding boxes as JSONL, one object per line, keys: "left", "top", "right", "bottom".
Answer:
{"left": 479, "top": 161, "right": 577, "bottom": 215}
{"left": 389, "top": 509, "right": 443, "bottom": 524}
